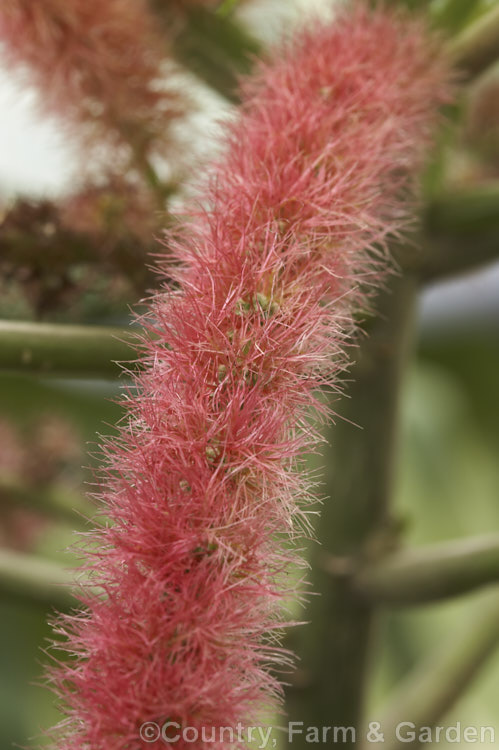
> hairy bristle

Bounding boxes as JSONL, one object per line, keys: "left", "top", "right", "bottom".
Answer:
{"left": 46, "top": 5, "right": 452, "bottom": 749}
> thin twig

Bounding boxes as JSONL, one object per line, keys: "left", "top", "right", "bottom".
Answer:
{"left": 450, "top": 4, "right": 499, "bottom": 79}
{"left": 361, "top": 591, "right": 499, "bottom": 750}
{"left": 0, "top": 548, "right": 75, "bottom": 609}
{"left": 354, "top": 534, "right": 499, "bottom": 605}
{"left": 0, "top": 320, "right": 137, "bottom": 378}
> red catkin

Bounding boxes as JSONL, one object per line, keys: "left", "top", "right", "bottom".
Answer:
{"left": 47, "top": 5, "right": 452, "bottom": 749}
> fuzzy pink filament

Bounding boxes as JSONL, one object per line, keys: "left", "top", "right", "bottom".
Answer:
{"left": 48, "top": 5, "right": 452, "bottom": 749}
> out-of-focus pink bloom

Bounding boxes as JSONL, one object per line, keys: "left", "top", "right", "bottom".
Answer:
{"left": 0, "top": 416, "right": 83, "bottom": 551}
{"left": 47, "top": 5, "right": 452, "bottom": 749}
{"left": 0, "top": 0, "right": 181, "bottom": 159}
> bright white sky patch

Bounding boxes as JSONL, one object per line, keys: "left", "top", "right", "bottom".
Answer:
{"left": 0, "top": 69, "right": 75, "bottom": 198}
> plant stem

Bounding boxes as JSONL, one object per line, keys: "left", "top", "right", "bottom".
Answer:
{"left": 397, "top": 184, "right": 499, "bottom": 281}
{"left": 354, "top": 534, "right": 499, "bottom": 605}
{"left": 424, "top": 184, "right": 499, "bottom": 236}
{"left": 0, "top": 321, "right": 136, "bottom": 378}
{"left": 285, "top": 274, "right": 419, "bottom": 747}
{"left": 152, "top": 3, "right": 260, "bottom": 102}
{"left": 450, "top": 4, "right": 499, "bottom": 78}
{"left": 362, "top": 591, "right": 499, "bottom": 750}
{"left": 216, "top": 0, "right": 242, "bottom": 18}
{"left": 0, "top": 186, "right": 497, "bottom": 378}
{"left": 0, "top": 548, "right": 75, "bottom": 609}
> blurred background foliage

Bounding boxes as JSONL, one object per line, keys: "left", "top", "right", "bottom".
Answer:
{"left": 368, "top": 318, "right": 499, "bottom": 746}
{"left": 0, "top": 0, "right": 499, "bottom": 748}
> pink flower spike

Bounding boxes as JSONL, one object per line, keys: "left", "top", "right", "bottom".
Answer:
{"left": 47, "top": 4, "right": 453, "bottom": 749}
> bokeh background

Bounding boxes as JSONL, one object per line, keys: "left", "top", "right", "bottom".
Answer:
{"left": 1, "top": 0, "right": 499, "bottom": 747}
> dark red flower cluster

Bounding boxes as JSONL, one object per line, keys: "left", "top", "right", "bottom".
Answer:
{"left": 48, "top": 5, "right": 452, "bottom": 749}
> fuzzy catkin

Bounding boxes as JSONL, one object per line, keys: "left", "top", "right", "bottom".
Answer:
{"left": 0, "top": 0, "right": 181, "bottom": 159}
{"left": 48, "top": 5, "right": 452, "bottom": 749}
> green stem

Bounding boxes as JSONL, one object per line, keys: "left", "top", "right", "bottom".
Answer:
{"left": 0, "top": 186, "right": 497, "bottom": 378}
{"left": 152, "top": 3, "right": 260, "bottom": 102}
{"left": 124, "top": 135, "right": 176, "bottom": 208}
{"left": 430, "top": 0, "right": 480, "bottom": 35}
{"left": 449, "top": 3, "right": 499, "bottom": 78}
{"left": 354, "top": 534, "right": 499, "bottom": 605}
{"left": 132, "top": 152, "right": 171, "bottom": 207}
{"left": 0, "top": 548, "right": 75, "bottom": 609}
{"left": 362, "top": 591, "right": 499, "bottom": 750}
{"left": 0, "top": 320, "right": 136, "bottom": 378}
{"left": 425, "top": 184, "right": 499, "bottom": 237}
{"left": 216, "top": 0, "right": 242, "bottom": 18}
{"left": 285, "top": 274, "right": 419, "bottom": 747}
{"left": 396, "top": 184, "right": 499, "bottom": 281}
{"left": 174, "top": 8, "right": 259, "bottom": 102}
